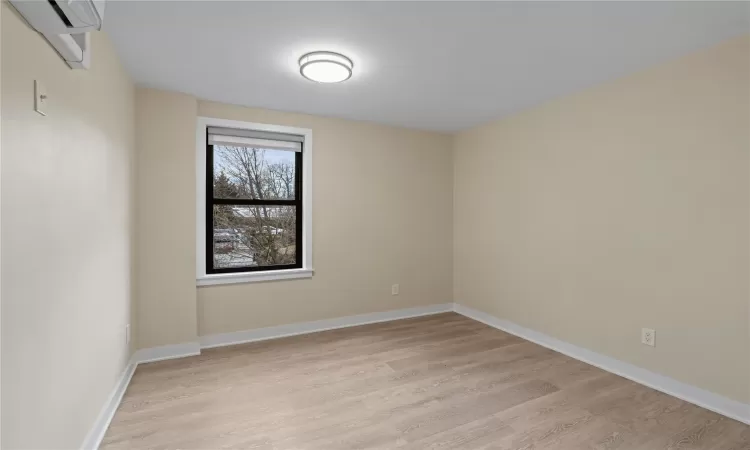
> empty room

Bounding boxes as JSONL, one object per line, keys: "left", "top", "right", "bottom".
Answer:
{"left": 2, "top": 0, "right": 749, "bottom": 448}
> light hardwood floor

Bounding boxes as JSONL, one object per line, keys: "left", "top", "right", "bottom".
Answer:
{"left": 102, "top": 313, "right": 750, "bottom": 449}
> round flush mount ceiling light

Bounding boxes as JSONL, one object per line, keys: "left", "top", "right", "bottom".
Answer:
{"left": 298, "top": 51, "right": 353, "bottom": 83}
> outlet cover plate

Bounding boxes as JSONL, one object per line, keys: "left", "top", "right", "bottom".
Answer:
{"left": 641, "top": 328, "right": 655, "bottom": 347}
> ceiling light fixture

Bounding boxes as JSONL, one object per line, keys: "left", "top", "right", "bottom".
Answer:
{"left": 298, "top": 51, "right": 353, "bottom": 83}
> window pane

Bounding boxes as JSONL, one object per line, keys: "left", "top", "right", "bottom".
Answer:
{"left": 213, "top": 205, "right": 297, "bottom": 269}
{"left": 213, "top": 146, "right": 296, "bottom": 200}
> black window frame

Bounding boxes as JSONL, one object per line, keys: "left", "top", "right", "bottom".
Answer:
{"left": 205, "top": 133, "right": 303, "bottom": 274}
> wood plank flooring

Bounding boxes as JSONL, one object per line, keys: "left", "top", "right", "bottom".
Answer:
{"left": 101, "top": 313, "right": 750, "bottom": 449}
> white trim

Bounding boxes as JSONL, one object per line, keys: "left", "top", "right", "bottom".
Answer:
{"left": 197, "top": 268, "right": 313, "bottom": 286}
{"left": 199, "top": 303, "right": 454, "bottom": 349}
{"left": 453, "top": 303, "right": 750, "bottom": 425}
{"left": 80, "top": 342, "right": 200, "bottom": 449}
{"left": 196, "top": 116, "right": 313, "bottom": 286}
{"left": 79, "top": 304, "right": 451, "bottom": 448}
{"left": 131, "top": 342, "right": 201, "bottom": 364}
{"left": 80, "top": 361, "right": 137, "bottom": 450}
{"left": 80, "top": 302, "right": 749, "bottom": 450}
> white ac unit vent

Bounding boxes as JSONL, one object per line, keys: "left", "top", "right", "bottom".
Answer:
{"left": 9, "top": 0, "right": 106, "bottom": 69}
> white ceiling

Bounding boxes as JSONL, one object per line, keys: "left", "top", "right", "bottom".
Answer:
{"left": 104, "top": 1, "right": 749, "bottom": 132}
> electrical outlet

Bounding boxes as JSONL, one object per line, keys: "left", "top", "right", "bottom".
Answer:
{"left": 126, "top": 324, "right": 131, "bottom": 345}
{"left": 391, "top": 284, "right": 399, "bottom": 295}
{"left": 641, "top": 328, "right": 655, "bottom": 347}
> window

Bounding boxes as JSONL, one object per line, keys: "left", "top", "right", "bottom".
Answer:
{"left": 197, "top": 118, "right": 312, "bottom": 285}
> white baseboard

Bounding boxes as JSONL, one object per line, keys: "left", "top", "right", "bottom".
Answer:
{"left": 80, "top": 360, "right": 137, "bottom": 450}
{"left": 453, "top": 303, "right": 750, "bottom": 425}
{"left": 131, "top": 341, "right": 201, "bottom": 364}
{"left": 81, "top": 342, "right": 200, "bottom": 449}
{"left": 83, "top": 301, "right": 747, "bottom": 450}
{"left": 200, "top": 303, "right": 454, "bottom": 349}
{"left": 80, "top": 303, "right": 452, "bottom": 449}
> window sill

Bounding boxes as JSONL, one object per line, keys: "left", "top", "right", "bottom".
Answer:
{"left": 197, "top": 268, "right": 313, "bottom": 286}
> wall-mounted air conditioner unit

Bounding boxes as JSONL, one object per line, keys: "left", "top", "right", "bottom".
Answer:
{"left": 9, "top": 0, "right": 106, "bottom": 70}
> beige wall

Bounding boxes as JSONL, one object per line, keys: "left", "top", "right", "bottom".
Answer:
{"left": 454, "top": 36, "right": 750, "bottom": 403}
{"left": 1, "top": 3, "right": 135, "bottom": 449}
{"left": 135, "top": 89, "right": 198, "bottom": 348}
{"left": 134, "top": 93, "right": 454, "bottom": 345}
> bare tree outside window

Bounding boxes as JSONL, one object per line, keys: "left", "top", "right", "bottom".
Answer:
{"left": 210, "top": 145, "right": 300, "bottom": 270}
